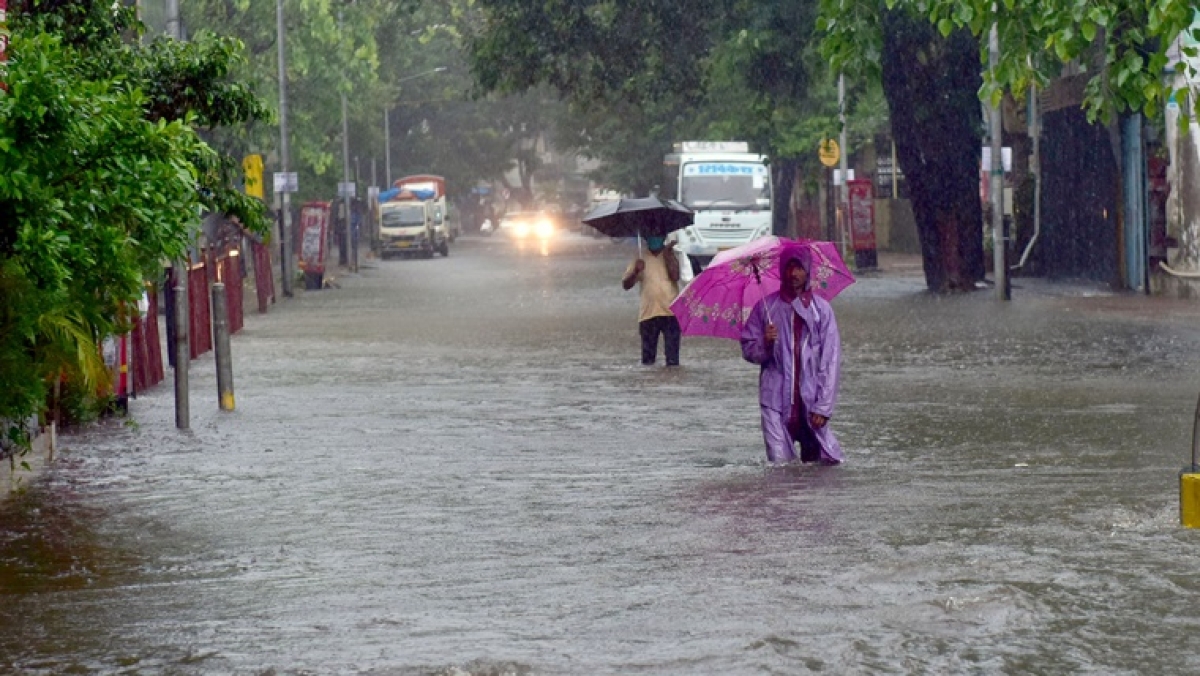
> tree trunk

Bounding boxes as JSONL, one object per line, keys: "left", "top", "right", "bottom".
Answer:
{"left": 880, "top": 11, "right": 986, "bottom": 292}
{"left": 772, "top": 158, "right": 799, "bottom": 237}
{"left": 1162, "top": 104, "right": 1200, "bottom": 298}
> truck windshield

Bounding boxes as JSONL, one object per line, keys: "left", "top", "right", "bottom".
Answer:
{"left": 680, "top": 162, "right": 770, "bottom": 210}
{"left": 382, "top": 206, "right": 425, "bottom": 227}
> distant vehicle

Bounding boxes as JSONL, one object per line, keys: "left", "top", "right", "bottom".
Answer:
{"left": 662, "top": 141, "right": 772, "bottom": 272}
{"left": 378, "top": 175, "right": 451, "bottom": 258}
{"left": 379, "top": 200, "right": 444, "bottom": 258}
{"left": 498, "top": 210, "right": 557, "bottom": 240}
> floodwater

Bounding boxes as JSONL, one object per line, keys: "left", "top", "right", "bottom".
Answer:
{"left": 4, "top": 234, "right": 1200, "bottom": 674}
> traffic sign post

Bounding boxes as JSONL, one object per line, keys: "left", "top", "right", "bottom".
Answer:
{"left": 273, "top": 172, "right": 299, "bottom": 194}
{"left": 243, "top": 155, "right": 264, "bottom": 200}
{"left": 819, "top": 139, "right": 841, "bottom": 242}
{"left": 819, "top": 139, "right": 840, "bottom": 168}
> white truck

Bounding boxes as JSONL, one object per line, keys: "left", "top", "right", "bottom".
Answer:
{"left": 662, "top": 141, "right": 773, "bottom": 272}
{"left": 377, "top": 175, "right": 451, "bottom": 258}
{"left": 379, "top": 200, "right": 445, "bottom": 258}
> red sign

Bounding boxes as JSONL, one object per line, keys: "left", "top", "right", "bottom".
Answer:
{"left": 847, "top": 179, "right": 876, "bottom": 251}
{"left": 298, "top": 201, "right": 331, "bottom": 275}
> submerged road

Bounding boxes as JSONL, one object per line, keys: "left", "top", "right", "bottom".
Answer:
{"left": 4, "top": 233, "right": 1200, "bottom": 674}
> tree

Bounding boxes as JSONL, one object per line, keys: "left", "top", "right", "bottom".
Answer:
{"left": 914, "top": 0, "right": 1200, "bottom": 124}
{"left": 878, "top": 12, "right": 986, "bottom": 289}
{"left": 821, "top": 0, "right": 1200, "bottom": 289}
{"left": 1, "top": 1, "right": 269, "bottom": 449}
{"left": 177, "top": 0, "right": 562, "bottom": 210}
{"left": 467, "top": 0, "right": 863, "bottom": 237}
{"left": 817, "top": 0, "right": 988, "bottom": 290}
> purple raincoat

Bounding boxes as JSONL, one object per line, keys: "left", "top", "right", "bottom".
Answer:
{"left": 740, "top": 247, "right": 843, "bottom": 464}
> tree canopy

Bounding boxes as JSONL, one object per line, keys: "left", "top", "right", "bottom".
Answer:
{"left": 1, "top": 1, "right": 269, "bottom": 449}
{"left": 820, "top": 0, "right": 1200, "bottom": 124}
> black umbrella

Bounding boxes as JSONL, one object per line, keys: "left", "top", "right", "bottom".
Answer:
{"left": 581, "top": 196, "right": 694, "bottom": 239}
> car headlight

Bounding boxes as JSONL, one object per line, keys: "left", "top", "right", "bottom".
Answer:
{"left": 535, "top": 220, "right": 554, "bottom": 238}
{"left": 514, "top": 222, "right": 530, "bottom": 238}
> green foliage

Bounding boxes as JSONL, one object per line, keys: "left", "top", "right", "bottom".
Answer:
{"left": 1, "top": 2, "right": 272, "bottom": 446}
{"left": 468, "top": 0, "right": 886, "bottom": 192}
{"left": 10, "top": 0, "right": 141, "bottom": 50}
{"left": 176, "top": 0, "right": 581, "bottom": 206}
{"left": 821, "top": 0, "right": 1200, "bottom": 124}
{"left": 470, "top": 0, "right": 718, "bottom": 108}
{"left": 0, "top": 31, "right": 203, "bottom": 437}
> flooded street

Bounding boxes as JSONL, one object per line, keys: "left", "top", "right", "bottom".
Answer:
{"left": 4, "top": 234, "right": 1200, "bottom": 674}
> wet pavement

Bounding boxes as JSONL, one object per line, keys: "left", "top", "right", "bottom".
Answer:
{"left": 4, "top": 233, "right": 1200, "bottom": 674}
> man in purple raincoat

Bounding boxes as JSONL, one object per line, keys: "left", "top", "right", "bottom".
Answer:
{"left": 740, "top": 245, "right": 843, "bottom": 464}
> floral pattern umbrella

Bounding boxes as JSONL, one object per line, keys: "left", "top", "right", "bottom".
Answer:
{"left": 670, "top": 236, "right": 854, "bottom": 340}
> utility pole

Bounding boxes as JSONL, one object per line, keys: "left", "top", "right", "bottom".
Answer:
{"left": 383, "top": 68, "right": 447, "bottom": 190}
{"left": 276, "top": 0, "right": 295, "bottom": 297}
{"left": 339, "top": 8, "right": 356, "bottom": 273}
{"left": 989, "top": 14, "right": 1009, "bottom": 300}
{"left": 838, "top": 73, "right": 850, "bottom": 258}
{"left": 166, "top": 0, "right": 190, "bottom": 429}
{"left": 384, "top": 109, "right": 391, "bottom": 187}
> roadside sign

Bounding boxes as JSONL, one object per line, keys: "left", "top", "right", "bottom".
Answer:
{"left": 980, "top": 147, "right": 1012, "bottom": 173}
{"left": 242, "top": 155, "right": 264, "bottom": 199}
{"left": 848, "top": 179, "right": 876, "bottom": 251}
{"left": 337, "top": 181, "right": 357, "bottom": 198}
{"left": 819, "top": 139, "right": 840, "bottom": 167}
{"left": 298, "top": 202, "right": 330, "bottom": 275}
{"left": 273, "top": 172, "right": 299, "bottom": 193}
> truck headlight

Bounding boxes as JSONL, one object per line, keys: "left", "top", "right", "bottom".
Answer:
{"left": 535, "top": 220, "right": 554, "bottom": 238}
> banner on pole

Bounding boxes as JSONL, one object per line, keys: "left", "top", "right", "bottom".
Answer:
{"left": 298, "top": 201, "right": 330, "bottom": 275}
{"left": 847, "top": 179, "right": 876, "bottom": 252}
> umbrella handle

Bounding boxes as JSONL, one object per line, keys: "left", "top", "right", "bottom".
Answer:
{"left": 637, "top": 230, "right": 643, "bottom": 260}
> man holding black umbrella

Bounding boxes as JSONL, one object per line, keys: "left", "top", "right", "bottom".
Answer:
{"left": 622, "top": 236, "right": 682, "bottom": 367}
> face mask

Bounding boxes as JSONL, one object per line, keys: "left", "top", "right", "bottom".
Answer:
{"left": 646, "top": 237, "right": 665, "bottom": 252}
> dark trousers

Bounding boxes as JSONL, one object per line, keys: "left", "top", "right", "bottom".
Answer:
{"left": 640, "top": 315, "right": 681, "bottom": 366}
{"left": 787, "top": 405, "right": 823, "bottom": 463}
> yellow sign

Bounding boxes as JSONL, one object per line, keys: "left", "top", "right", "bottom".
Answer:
{"left": 243, "top": 154, "right": 264, "bottom": 200}
{"left": 819, "top": 139, "right": 840, "bottom": 167}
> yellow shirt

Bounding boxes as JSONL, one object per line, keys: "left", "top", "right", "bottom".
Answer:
{"left": 625, "top": 253, "right": 679, "bottom": 322}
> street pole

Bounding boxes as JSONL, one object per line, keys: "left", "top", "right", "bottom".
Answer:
{"left": 276, "top": 0, "right": 295, "bottom": 297}
{"left": 383, "top": 67, "right": 446, "bottom": 190}
{"left": 989, "top": 15, "right": 1009, "bottom": 300}
{"left": 339, "top": 9, "right": 356, "bottom": 273}
{"left": 211, "top": 282, "right": 235, "bottom": 411}
{"left": 166, "top": 0, "right": 190, "bottom": 429}
{"left": 838, "top": 72, "right": 850, "bottom": 259}
{"left": 384, "top": 109, "right": 391, "bottom": 187}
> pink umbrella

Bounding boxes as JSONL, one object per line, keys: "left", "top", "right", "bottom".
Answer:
{"left": 670, "top": 236, "right": 854, "bottom": 340}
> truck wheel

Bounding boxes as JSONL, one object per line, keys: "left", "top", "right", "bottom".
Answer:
{"left": 440, "top": 242, "right": 450, "bottom": 257}
{"left": 687, "top": 255, "right": 707, "bottom": 275}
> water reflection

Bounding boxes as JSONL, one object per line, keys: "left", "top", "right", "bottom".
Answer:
{"left": 0, "top": 472, "right": 124, "bottom": 594}
{"left": 514, "top": 235, "right": 553, "bottom": 257}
